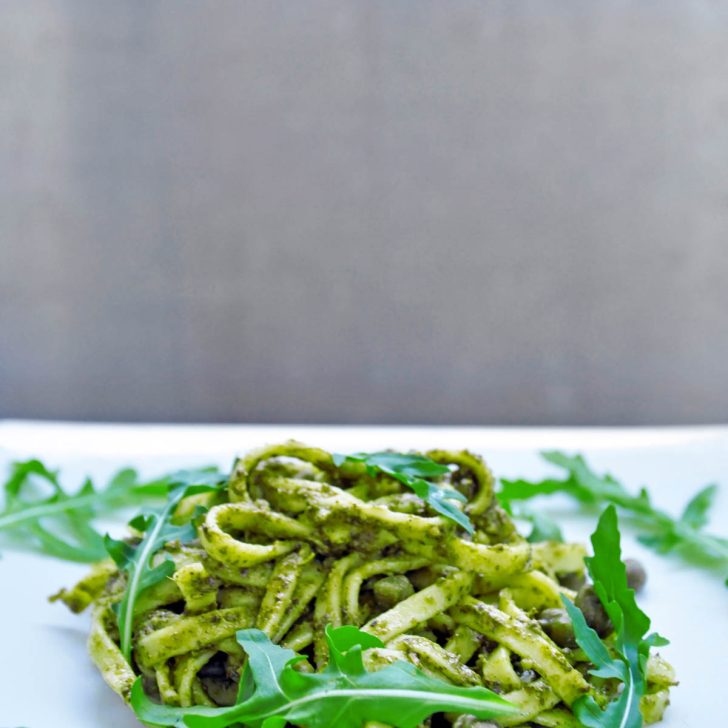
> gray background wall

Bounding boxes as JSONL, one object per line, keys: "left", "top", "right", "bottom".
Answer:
{"left": 1, "top": 1, "right": 727, "bottom": 425}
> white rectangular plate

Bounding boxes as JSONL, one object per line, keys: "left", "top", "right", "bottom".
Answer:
{"left": 1, "top": 421, "right": 726, "bottom": 728}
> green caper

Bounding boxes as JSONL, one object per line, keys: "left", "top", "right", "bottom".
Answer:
{"left": 413, "top": 628, "right": 439, "bottom": 643}
{"left": 452, "top": 716, "right": 501, "bottom": 728}
{"left": 538, "top": 607, "right": 576, "bottom": 648}
{"left": 576, "top": 584, "right": 612, "bottom": 637}
{"left": 558, "top": 571, "right": 586, "bottom": 591}
{"left": 372, "top": 574, "right": 415, "bottom": 609}
{"left": 407, "top": 566, "right": 439, "bottom": 591}
{"left": 199, "top": 676, "right": 238, "bottom": 706}
{"left": 625, "top": 558, "right": 647, "bottom": 592}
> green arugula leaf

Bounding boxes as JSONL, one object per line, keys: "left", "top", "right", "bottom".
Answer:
{"left": 333, "top": 451, "right": 473, "bottom": 533}
{"left": 562, "top": 506, "right": 668, "bottom": 728}
{"left": 499, "top": 452, "right": 728, "bottom": 582}
{"left": 106, "top": 470, "right": 226, "bottom": 662}
{"left": 679, "top": 484, "right": 716, "bottom": 530}
{"left": 522, "top": 508, "right": 564, "bottom": 544}
{"left": 499, "top": 498, "right": 564, "bottom": 543}
{"left": 0, "top": 461, "right": 175, "bottom": 562}
{"left": 132, "top": 624, "right": 516, "bottom": 728}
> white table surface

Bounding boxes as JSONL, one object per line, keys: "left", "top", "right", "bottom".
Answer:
{"left": 1, "top": 420, "right": 727, "bottom": 728}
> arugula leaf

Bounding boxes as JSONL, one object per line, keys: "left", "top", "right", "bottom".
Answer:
{"left": 562, "top": 506, "right": 668, "bottom": 728}
{"left": 131, "top": 624, "right": 517, "bottom": 728}
{"left": 333, "top": 451, "right": 473, "bottom": 533}
{"left": 105, "top": 470, "right": 226, "bottom": 662}
{"left": 679, "top": 484, "right": 716, "bottom": 530}
{"left": 499, "top": 452, "right": 652, "bottom": 511}
{"left": 0, "top": 461, "right": 173, "bottom": 562}
{"left": 499, "top": 498, "right": 563, "bottom": 544}
{"left": 499, "top": 452, "right": 728, "bottom": 581}
{"left": 522, "top": 508, "right": 564, "bottom": 543}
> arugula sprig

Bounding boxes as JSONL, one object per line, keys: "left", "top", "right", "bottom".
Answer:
{"left": 515, "top": 503, "right": 564, "bottom": 543}
{"left": 499, "top": 451, "right": 728, "bottom": 580}
{"left": 332, "top": 451, "right": 474, "bottom": 533}
{"left": 562, "top": 506, "right": 669, "bottom": 728}
{"left": 0, "top": 460, "right": 174, "bottom": 562}
{"left": 105, "top": 469, "right": 226, "bottom": 662}
{"left": 132, "top": 624, "right": 516, "bottom": 728}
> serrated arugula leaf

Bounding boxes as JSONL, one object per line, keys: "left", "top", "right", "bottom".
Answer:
{"left": 638, "top": 484, "right": 728, "bottom": 563}
{"left": 499, "top": 452, "right": 728, "bottom": 583}
{"left": 333, "top": 451, "right": 473, "bottom": 533}
{"left": 499, "top": 452, "right": 652, "bottom": 512}
{"left": 499, "top": 498, "right": 563, "bottom": 544}
{"left": 132, "top": 625, "right": 516, "bottom": 728}
{"left": 0, "top": 461, "right": 175, "bottom": 562}
{"left": 523, "top": 508, "right": 564, "bottom": 543}
{"left": 107, "top": 471, "right": 226, "bottom": 662}
{"left": 679, "top": 484, "right": 716, "bottom": 530}
{"left": 563, "top": 506, "right": 668, "bottom": 728}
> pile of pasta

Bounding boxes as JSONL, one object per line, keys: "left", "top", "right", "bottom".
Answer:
{"left": 56, "top": 442, "right": 675, "bottom": 727}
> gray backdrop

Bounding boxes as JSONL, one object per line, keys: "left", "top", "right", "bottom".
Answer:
{"left": 2, "top": 1, "right": 727, "bottom": 425}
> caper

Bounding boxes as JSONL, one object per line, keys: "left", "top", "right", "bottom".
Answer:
{"left": 413, "top": 628, "right": 439, "bottom": 643}
{"left": 407, "top": 566, "right": 439, "bottom": 591}
{"left": 372, "top": 574, "right": 415, "bottom": 609}
{"left": 199, "top": 675, "right": 238, "bottom": 706}
{"left": 538, "top": 607, "right": 576, "bottom": 648}
{"left": 576, "top": 584, "right": 612, "bottom": 637}
{"left": 558, "top": 571, "right": 586, "bottom": 591}
{"left": 452, "top": 716, "right": 501, "bottom": 728}
{"left": 198, "top": 652, "right": 227, "bottom": 679}
{"left": 625, "top": 558, "right": 647, "bottom": 592}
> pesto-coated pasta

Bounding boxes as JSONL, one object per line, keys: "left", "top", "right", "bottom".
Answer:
{"left": 55, "top": 441, "right": 676, "bottom": 727}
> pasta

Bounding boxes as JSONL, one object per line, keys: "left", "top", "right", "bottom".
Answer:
{"left": 55, "top": 442, "right": 676, "bottom": 726}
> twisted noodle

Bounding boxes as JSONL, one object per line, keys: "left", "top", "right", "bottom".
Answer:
{"left": 56, "top": 442, "right": 676, "bottom": 726}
